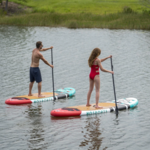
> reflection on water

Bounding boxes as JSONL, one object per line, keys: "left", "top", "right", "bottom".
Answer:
{"left": 80, "top": 116, "right": 105, "bottom": 150}
{"left": 26, "top": 105, "right": 48, "bottom": 150}
{"left": 0, "top": 26, "right": 150, "bottom": 150}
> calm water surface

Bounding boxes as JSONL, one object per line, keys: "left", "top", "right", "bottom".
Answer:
{"left": 0, "top": 26, "right": 150, "bottom": 150}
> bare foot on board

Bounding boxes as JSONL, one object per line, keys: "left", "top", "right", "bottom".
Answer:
{"left": 28, "top": 94, "right": 33, "bottom": 96}
{"left": 38, "top": 95, "right": 45, "bottom": 98}
{"left": 86, "top": 104, "right": 92, "bottom": 107}
{"left": 95, "top": 106, "right": 103, "bottom": 109}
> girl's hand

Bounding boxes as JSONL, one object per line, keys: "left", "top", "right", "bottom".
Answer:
{"left": 110, "top": 71, "right": 114, "bottom": 74}
{"left": 109, "top": 55, "right": 112, "bottom": 58}
{"left": 50, "top": 65, "right": 54, "bottom": 68}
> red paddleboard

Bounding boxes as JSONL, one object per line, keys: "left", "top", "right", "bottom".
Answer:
{"left": 51, "top": 98, "right": 138, "bottom": 117}
{"left": 5, "top": 97, "right": 32, "bottom": 105}
{"left": 51, "top": 107, "right": 82, "bottom": 117}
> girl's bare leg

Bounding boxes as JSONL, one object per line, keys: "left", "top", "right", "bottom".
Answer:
{"left": 94, "top": 75, "right": 102, "bottom": 109}
{"left": 86, "top": 78, "right": 94, "bottom": 106}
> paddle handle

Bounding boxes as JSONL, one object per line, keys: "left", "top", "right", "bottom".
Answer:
{"left": 110, "top": 57, "right": 118, "bottom": 115}
{"left": 51, "top": 48, "right": 55, "bottom": 100}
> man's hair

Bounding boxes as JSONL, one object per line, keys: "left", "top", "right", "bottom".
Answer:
{"left": 36, "top": 41, "right": 42, "bottom": 48}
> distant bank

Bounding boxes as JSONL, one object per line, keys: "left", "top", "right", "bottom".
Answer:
{"left": 0, "top": 0, "right": 150, "bottom": 30}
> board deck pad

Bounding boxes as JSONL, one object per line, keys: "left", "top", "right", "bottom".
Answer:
{"left": 51, "top": 98, "right": 138, "bottom": 117}
{"left": 18, "top": 92, "right": 58, "bottom": 99}
{"left": 68, "top": 103, "right": 116, "bottom": 111}
{"left": 5, "top": 87, "right": 76, "bottom": 105}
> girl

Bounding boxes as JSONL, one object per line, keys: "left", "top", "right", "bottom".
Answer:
{"left": 86, "top": 48, "right": 114, "bottom": 109}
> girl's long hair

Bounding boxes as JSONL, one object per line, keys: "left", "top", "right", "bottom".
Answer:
{"left": 88, "top": 48, "right": 101, "bottom": 67}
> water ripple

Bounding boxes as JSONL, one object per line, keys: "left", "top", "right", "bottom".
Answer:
{"left": 0, "top": 26, "right": 150, "bottom": 150}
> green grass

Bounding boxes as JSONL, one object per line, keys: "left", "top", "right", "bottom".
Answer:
{"left": 0, "top": 12, "right": 150, "bottom": 30}
{"left": 0, "top": 0, "right": 150, "bottom": 29}
{"left": 9, "top": 0, "right": 145, "bottom": 14}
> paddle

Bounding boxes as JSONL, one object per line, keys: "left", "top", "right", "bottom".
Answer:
{"left": 51, "top": 48, "right": 55, "bottom": 100}
{"left": 110, "top": 57, "right": 118, "bottom": 115}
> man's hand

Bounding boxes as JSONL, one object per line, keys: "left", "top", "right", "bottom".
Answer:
{"left": 49, "top": 46, "right": 53, "bottom": 49}
{"left": 108, "top": 55, "right": 112, "bottom": 58}
{"left": 51, "top": 65, "right": 54, "bottom": 68}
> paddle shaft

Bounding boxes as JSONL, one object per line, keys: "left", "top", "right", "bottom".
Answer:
{"left": 110, "top": 57, "right": 118, "bottom": 115}
{"left": 51, "top": 48, "right": 55, "bottom": 100}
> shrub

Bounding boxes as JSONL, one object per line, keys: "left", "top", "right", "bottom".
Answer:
{"left": 68, "top": 21, "right": 78, "bottom": 29}
{"left": 142, "top": 9, "right": 150, "bottom": 15}
{"left": 123, "top": 6, "right": 133, "bottom": 14}
{"left": 0, "top": 8, "right": 5, "bottom": 16}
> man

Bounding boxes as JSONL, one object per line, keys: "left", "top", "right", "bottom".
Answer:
{"left": 28, "top": 41, "right": 53, "bottom": 98}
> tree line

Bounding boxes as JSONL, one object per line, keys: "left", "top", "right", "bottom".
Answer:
{"left": 0, "top": 0, "right": 8, "bottom": 13}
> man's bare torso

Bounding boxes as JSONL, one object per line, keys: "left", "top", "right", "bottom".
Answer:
{"left": 30, "top": 48, "right": 41, "bottom": 67}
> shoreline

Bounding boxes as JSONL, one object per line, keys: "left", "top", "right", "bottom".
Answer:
{"left": 0, "top": 12, "right": 150, "bottom": 30}
{"left": 0, "top": 1, "right": 150, "bottom": 30}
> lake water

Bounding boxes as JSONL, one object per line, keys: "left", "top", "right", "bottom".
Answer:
{"left": 0, "top": 26, "right": 150, "bottom": 150}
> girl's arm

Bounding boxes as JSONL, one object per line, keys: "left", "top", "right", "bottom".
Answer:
{"left": 97, "top": 59, "right": 113, "bottom": 74}
{"left": 101, "top": 55, "right": 112, "bottom": 62}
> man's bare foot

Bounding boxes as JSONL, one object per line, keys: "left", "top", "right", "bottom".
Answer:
{"left": 28, "top": 94, "right": 33, "bottom": 96}
{"left": 86, "top": 104, "right": 92, "bottom": 107}
{"left": 95, "top": 106, "right": 103, "bottom": 109}
{"left": 38, "top": 95, "right": 45, "bottom": 98}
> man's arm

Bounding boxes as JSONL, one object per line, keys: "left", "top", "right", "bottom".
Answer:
{"left": 39, "top": 54, "right": 53, "bottom": 68}
{"left": 40, "top": 46, "right": 53, "bottom": 52}
{"left": 101, "top": 55, "right": 112, "bottom": 62}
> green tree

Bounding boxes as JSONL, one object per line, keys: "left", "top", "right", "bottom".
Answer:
{"left": 5, "top": 0, "right": 8, "bottom": 13}
{"left": 0, "top": 0, "right": 3, "bottom": 5}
